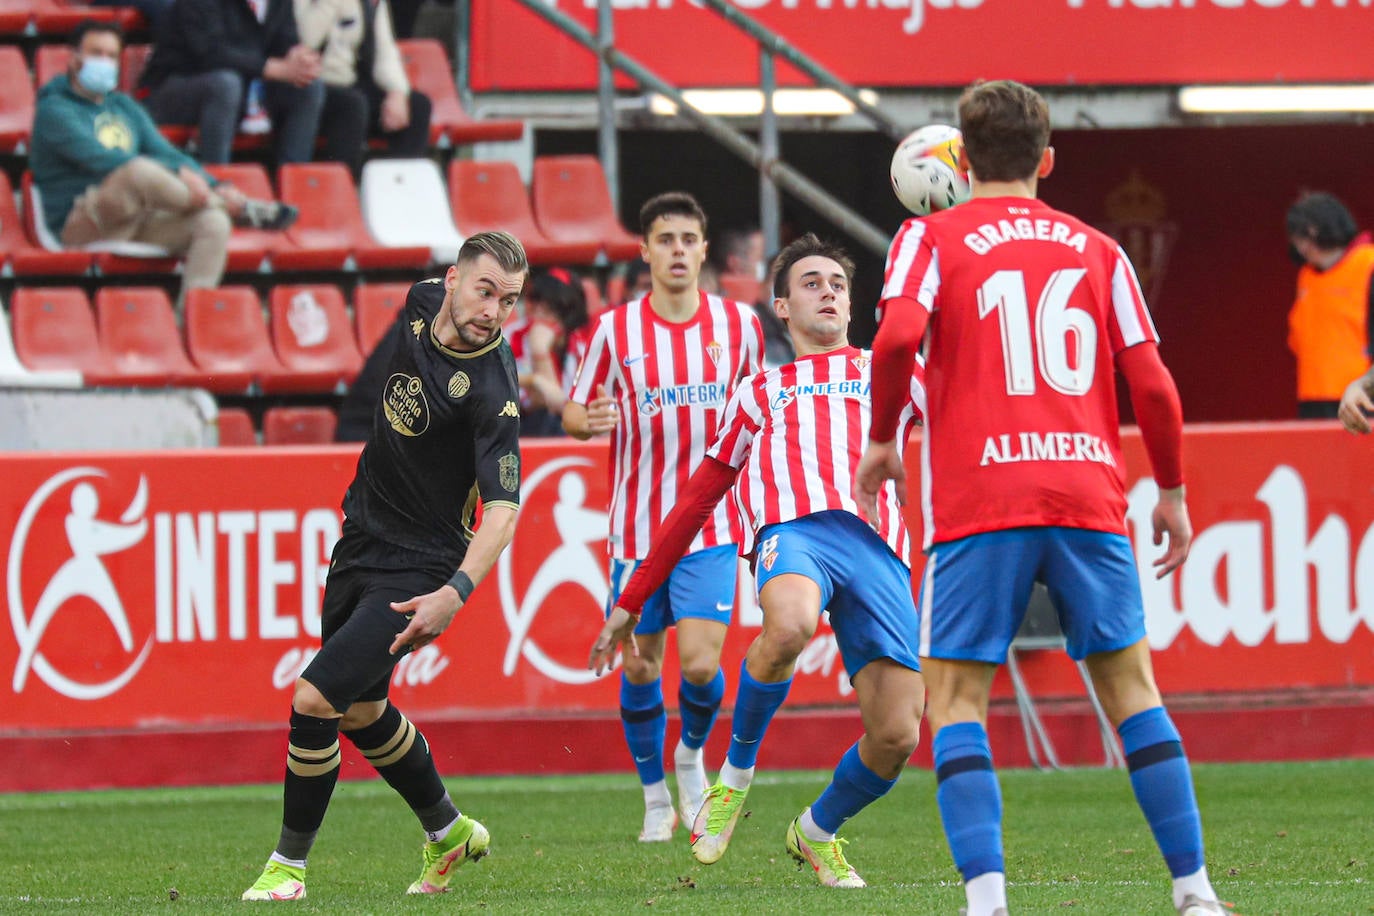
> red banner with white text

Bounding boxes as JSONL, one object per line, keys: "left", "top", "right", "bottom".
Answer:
{"left": 471, "top": 0, "right": 1374, "bottom": 92}
{"left": 2, "top": 423, "right": 1372, "bottom": 734}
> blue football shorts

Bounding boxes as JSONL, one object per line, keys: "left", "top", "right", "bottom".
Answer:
{"left": 753, "top": 509, "right": 920, "bottom": 679}
{"left": 918, "top": 526, "right": 1145, "bottom": 663}
{"left": 608, "top": 543, "right": 737, "bottom": 635}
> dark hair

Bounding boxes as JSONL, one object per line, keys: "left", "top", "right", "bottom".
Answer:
{"left": 527, "top": 267, "right": 588, "bottom": 335}
{"left": 457, "top": 230, "right": 529, "bottom": 278}
{"left": 71, "top": 18, "right": 124, "bottom": 49}
{"left": 1286, "top": 192, "right": 1359, "bottom": 250}
{"left": 958, "top": 79, "right": 1051, "bottom": 183}
{"left": 770, "top": 233, "right": 855, "bottom": 301}
{"left": 638, "top": 191, "right": 708, "bottom": 238}
{"left": 710, "top": 224, "right": 760, "bottom": 273}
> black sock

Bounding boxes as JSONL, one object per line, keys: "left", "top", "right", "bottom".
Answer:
{"left": 343, "top": 704, "right": 458, "bottom": 836}
{"left": 277, "top": 710, "right": 342, "bottom": 861}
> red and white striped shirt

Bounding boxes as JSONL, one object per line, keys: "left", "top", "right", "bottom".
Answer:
{"left": 879, "top": 197, "right": 1160, "bottom": 546}
{"left": 569, "top": 292, "right": 764, "bottom": 559}
{"left": 708, "top": 346, "right": 925, "bottom": 564}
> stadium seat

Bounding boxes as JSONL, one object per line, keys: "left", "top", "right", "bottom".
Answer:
{"left": 10, "top": 286, "right": 120, "bottom": 384}
{"left": 93, "top": 286, "right": 203, "bottom": 386}
{"left": 262, "top": 406, "right": 337, "bottom": 445}
{"left": 0, "top": 46, "right": 33, "bottom": 153}
{"left": 531, "top": 155, "right": 642, "bottom": 262}
{"left": 33, "top": 0, "right": 140, "bottom": 35}
{"left": 33, "top": 44, "right": 69, "bottom": 89}
{"left": 718, "top": 272, "right": 764, "bottom": 305}
{"left": 359, "top": 159, "right": 464, "bottom": 264}
{"left": 0, "top": 172, "right": 93, "bottom": 276}
{"left": 216, "top": 406, "right": 257, "bottom": 446}
{"left": 397, "top": 39, "right": 524, "bottom": 147}
{"left": 276, "top": 163, "right": 431, "bottom": 271}
{"left": 201, "top": 163, "right": 277, "bottom": 273}
{"left": 354, "top": 282, "right": 409, "bottom": 356}
{"left": 268, "top": 284, "right": 363, "bottom": 392}
{"left": 0, "top": 294, "right": 83, "bottom": 386}
{"left": 183, "top": 286, "right": 321, "bottom": 394}
{"left": 448, "top": 160, "right": 600, "bottom": 266}
{"left": 0, "top": 0, "right": 32, "bottom": 34}
{"left": 22, "top": 172, "right": 178, "bottom": 276}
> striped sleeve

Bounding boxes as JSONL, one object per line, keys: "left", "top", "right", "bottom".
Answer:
{"left": 1107, "top": 243, "right": 1160, "bottom": 353}
{"left": 568, "top": 314, "right": 615, "bottom": 405}
{"left": 707, "top": 372, "right": 764, "bottom": 469}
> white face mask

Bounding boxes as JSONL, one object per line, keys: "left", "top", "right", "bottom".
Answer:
{"left": 78, "top": 56, "right": 119, "bottom": 95}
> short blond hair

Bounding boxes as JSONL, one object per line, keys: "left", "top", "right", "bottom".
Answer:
{"left": 457, "top": 231, "right": 529, "bottom": 277}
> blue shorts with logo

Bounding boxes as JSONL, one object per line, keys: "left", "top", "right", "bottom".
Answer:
{"left": 608, "top": 543, "right": 737, "bottom": 635}
{"left": 918, "top": 526, "right": 1145, "bottom": 663}
{"left": 754, "top": 510, "right": 920, "bottom": 679}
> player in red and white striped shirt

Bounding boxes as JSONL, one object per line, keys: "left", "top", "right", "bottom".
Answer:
{"left": 855, "top": 81, "right": 1222, "bottom": 916}
{"left": 589, "top": 235, "right": 927, "bottom": 886}
{"left": 564, "top": 192, "right": 763, "bottom": 843}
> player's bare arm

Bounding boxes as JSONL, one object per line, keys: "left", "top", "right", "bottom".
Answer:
{"left": 562, "top": 384, "right": 619, "bottom": 439}
{"left": 1151, "top": 485, "right": 1191, "bottom": 579}
{"left": 389, "top": 504, "right": 519, "bottom": 655}
{"left": 1338, "top": 368, "right": 1374, "bottom": 435}
{"left": 588, "top": 607, "right": 640, "bottom": 677}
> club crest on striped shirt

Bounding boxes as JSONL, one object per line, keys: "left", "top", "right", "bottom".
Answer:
{"left": 851, "top": 355, "right": 870, "bottom": 372}
{"left": 705, "top": 340, "right": 724, "bottom": 366}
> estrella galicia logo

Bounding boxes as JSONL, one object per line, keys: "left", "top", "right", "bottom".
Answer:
{"left": 383, "top": 373, "right": 431, "bottom": 436}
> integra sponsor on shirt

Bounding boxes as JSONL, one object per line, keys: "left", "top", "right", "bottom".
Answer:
{"left": 638, "top": 382, "right": 730, "bottom": 415}
{"left": 771, "top": 379, "right": 870, "bottom": 412}
{"left": 980, "top": 431, "right": 1116, "bottom": 468}
{"left": 964, "top": 216, "right": 1088, "bottom": 256}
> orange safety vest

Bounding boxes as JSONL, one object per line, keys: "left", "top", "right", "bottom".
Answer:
{"left": 1288, "top": 243, "right": 1374, "bottom": 402}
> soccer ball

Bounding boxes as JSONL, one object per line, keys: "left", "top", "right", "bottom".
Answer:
{"left": 889, "top": 124, "right": 971, "bottom": 216}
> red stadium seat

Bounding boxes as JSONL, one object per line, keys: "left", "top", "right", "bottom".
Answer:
{"left": 93, "top": 286, "right": 201, "bottom": 386}
{"left": 216, "top": 406, "right": 257, "bottom": 446}
{"left": 33, "top": 44, "right": 69, "bottom": 88}
{"left": 531, "top": 155, "right": 642, "bottom": 262}
{"left": 269, "top": 284, "right": 363, "bottom": 392}
{"left": 354, "top": 282, "right": 409, "bottom": 356}
{"left": 10, "top": 286, "right": 119, "bottom": 383}
{"left": 718, "top": 272, "right": 765, "bottom": 305}
{"left": 263, "top": 406, "right": 337, "bottom": 445}
{"left": 0, "top": 0, "right": 33, "bottom": 34}
{"left": 0, "top": 172, "right": 93, "bottom": 276}
{"left": 0, "top": 46, "right": 33, "bottom": 153}
{"left": 276, "top": 163, "right": 430, "bottom": 271}
{"left": 33, "top": 1, "right": 140, "bottom": 35}
{"left": 448, "top": 160, "right": 600, "bottom": 266}
{"left": 184, "top": 286, "right": 323, "bottom": 394}
{"left": 200, "top": 163, "right": 278, "bottom": 273}
{"left": 397, "top": 39, "right": 524, "bottom": 147}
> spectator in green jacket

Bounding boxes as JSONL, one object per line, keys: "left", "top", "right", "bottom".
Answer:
{"left": 30, "top": 20, "right": 297, "bottom": 306}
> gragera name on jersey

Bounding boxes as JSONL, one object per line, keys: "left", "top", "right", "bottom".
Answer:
{"left": 964, "top": 216, "right": 1088, "bottom": 256}
{"left": 979, "top": 431, "right": 1117, "bottom": 468}
{"left": 638, "top": 382, "right": 729, "bottom": 415}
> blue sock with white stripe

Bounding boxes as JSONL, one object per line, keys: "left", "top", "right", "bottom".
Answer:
{"left": 725, "top": 662, "right": 791, "bottom": 770}
{"left": 678, "top": 668, "right": 725, "bottom": 751}
{"left": 809, "top": 742, "right": 897, "bottom": 834}
{"left": 1118, "top": 706, "right": 1205, "bottom": 877}
{"left": 620, "top": 676, "right": 666, "bottom": 785}
{"left": 933, "top": 721, "right": 1004, "bottom": 881}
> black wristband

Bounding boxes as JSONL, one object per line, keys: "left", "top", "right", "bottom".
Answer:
{"left": 446, "top": 570, "right": 474, "bottom": 602}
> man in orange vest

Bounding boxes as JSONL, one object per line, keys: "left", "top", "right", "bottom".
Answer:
{"left": 1286, "top": 192, "right": 1374, "bottom": 419}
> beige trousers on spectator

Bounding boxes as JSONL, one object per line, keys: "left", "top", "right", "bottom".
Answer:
{"left": 60, "top": 157, "right": 231, "bottom": 304}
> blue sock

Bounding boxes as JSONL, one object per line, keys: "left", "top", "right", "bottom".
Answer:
{"left": 933, "top": 722, "right": 1004, "bottom": 881}
{"left": 620, "top": 676, "right": 666, "bottom": 785}
{"left": 725, "top": 662, "right": 791, "bottom": 770}
{"left": 1118, "top": 706, "right": 1205, "bottom": 877}
{"left": 810, "top": 742, "right": 897, "bottom": 834}
{"left": 678, "top": 668, "right": 725, "bottom": 751}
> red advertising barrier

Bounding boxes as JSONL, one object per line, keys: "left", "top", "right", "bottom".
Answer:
{"left": 3, "top": 423, "right": 1373, "bottom": 788}
{"left": 472, "top": 0, "right": 1373, "bottom": 92}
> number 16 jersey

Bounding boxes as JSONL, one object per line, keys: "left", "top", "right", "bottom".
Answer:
{"left": 880, "top": 196, "right": 1160, "bottom": 547}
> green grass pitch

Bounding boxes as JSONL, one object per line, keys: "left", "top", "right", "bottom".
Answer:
{"left": 1, "top": 760, "right": 1370, "bottom": 914}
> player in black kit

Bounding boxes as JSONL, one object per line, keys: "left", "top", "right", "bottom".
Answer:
{"left": 243, "top": 231, "right": 528, "bottom": 902}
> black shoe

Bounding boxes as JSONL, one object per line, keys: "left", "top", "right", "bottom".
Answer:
{"left": 237, "top": 199, "right": 299, "bottom": 231}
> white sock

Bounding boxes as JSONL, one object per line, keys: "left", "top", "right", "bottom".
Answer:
{"left": 674, "top": 739, "right": 703, "bottom": 767}
{"left": 643, "top": 779, "right": 672, "bottom": 809}
{"left": 1172, "top": 866, "right": 1217, "bottom": 909}
{"left": 719, "top": 760, "right": 754, "bottom": 792}
{"left": 799, "top": 807, "right": 834, "bottom": 843}
{"left": 426, "top": 815, "right": 459, "bottom": 844}
{"left": 965, "top": 871, "right": 1007, "bottom": 916}
{"left": 268, "top": 851, "right": 307, "bottom": 869}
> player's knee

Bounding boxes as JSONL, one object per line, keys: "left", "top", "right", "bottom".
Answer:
{"left": 621, "top": 653, "right": 662, "bottom": 683}
{"left": 758, "top": 619, "right": 813, "bottom": 665}
{"left": 870, "top": 717, "right": 920, "bottom": 764}
{"left": 679, "top": 656, "right": 720, "bottom": 685}
{"left": 291, "top": 678, "right": 337, "bottom": 718}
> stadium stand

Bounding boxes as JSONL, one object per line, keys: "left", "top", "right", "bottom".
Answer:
{"left": 359, "top": 158, "right": 464, "bottom": 265}
{"left": 397, "top": 39, "right": 523, "bottom": 148}
{"left": 262, "top": 405, "right": 337, "bottom": 445}
{"left": 9, "top": 286, "right": 116, "bottom": 383}
{"left": 93, "top": 285, "right": 200, "bottom": 386}
{"left": 22, "top": 172, "right": 178, "bottom": 275}
{"left": 531, "top": 154, "right": 642, "bottom": 262}
{"left": 0, "top": 45, "right": 33, "bottom": 153}
{"left": 268, "top": 283, "right": 363, "bottom": 392}
{"left": 0, "top": 294, "right": 82, "bottom": 386}
{"left": 353, "top": 282, "right": 408, "bottom": 356}
{"left": 183, "top": 285, "right": 311, "bottom": 394}
{"left": 449, "top": 160, "right": 600, "bottom": 266}
{"left": 0, "top": 172, "right": 93, "bottom": 276}
{"left": 215, "top": 405, "right": 257, "bottom": 445}
{"left": 718, "top": 272, "right": 763, "bottom": 305}
{"left": 276, "top": 162, "right": 430, "bottom": 272}
{"left": 201, "top": 163, "right": 280, "bottom": 273}
{"left": 32, "top": 42, "right": 67, "bottom": 88}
